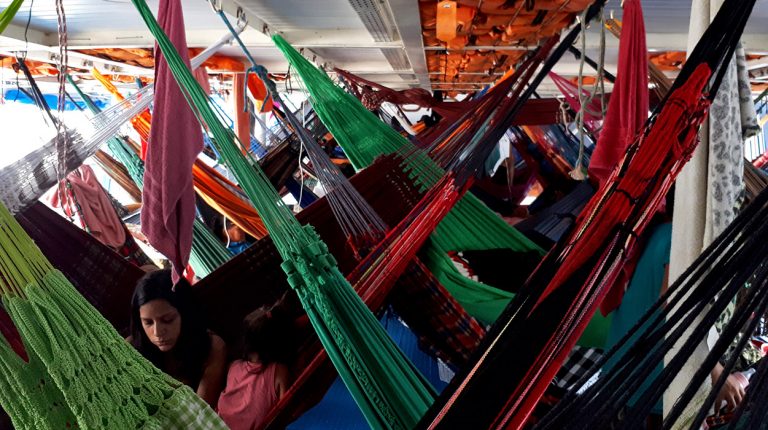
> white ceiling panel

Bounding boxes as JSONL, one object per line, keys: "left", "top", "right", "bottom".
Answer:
{"left": 236, "top": 0, "right": 365, "bottom": 31}
{"left": 0, "top": 0, "right": 222, "bottom": 33}
{"left": 312, "top": 46, "right": 386, "bottom": 63}
{"left": 604, "top": 0, "right": 768, "bottom": 35}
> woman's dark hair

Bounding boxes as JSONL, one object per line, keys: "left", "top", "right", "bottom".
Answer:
{"left": 129, "top": 269, "right": 211, "bottom": 387}
{"left": 239, "top": 295, "right": 295, "bottom": 365}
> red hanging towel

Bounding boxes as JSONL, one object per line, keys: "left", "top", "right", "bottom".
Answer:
{"left": 588, "top": 0, "right": 649, "bottom": 186}
{"left": 587, "top": 0, "right": 650, "bottom": 315}
{"left": 194, "top": 66, "right": 211, "bottom": 95}
{"left": 141, "top": 0, "right": 203, "bottom": 283}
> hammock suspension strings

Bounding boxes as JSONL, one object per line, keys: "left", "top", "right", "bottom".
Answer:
{"left": 0, "top": 77, "right": 153, "bottom": 214}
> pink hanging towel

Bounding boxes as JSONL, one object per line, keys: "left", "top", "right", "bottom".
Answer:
{"left": 141, "top": 0, "right": 203, "bottom": 283}
{"left": 50, "top": 165, "right": 127, "bottom": 249}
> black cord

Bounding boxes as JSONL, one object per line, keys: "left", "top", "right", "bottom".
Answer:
{"left": 22, "top": 0, "right": 33, "bottom": 60}
{"left": 12, "top": 0, "right": 34, "bottom": 103}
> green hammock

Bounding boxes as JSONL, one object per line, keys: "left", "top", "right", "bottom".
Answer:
{"left": 131, "top": 0, "right": 435, "bottom": 428}
{"left": 0, "top": 200, "right": 227, "bottom": 429}
{"left": 67, "top": 76, "right": 231, "bottom": 277}
{"left": 0, "top": 0, "right": 23, "bottom": 35}
{"left": 273, "top": 35, "right": 542, "bottom": 325}
{"left": 188, "top": 219, "right": 233, "bottom": 277}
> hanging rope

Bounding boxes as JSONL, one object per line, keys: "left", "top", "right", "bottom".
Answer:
{"left": 570, "top": 7, "right": 606, "bottom": 180}
{"left": 53, "top": 0, "right": 69, "bottom": 208}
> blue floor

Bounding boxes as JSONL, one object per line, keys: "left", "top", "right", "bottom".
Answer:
{"left": 288, "top": 309, "right": 449, "bottom": 429}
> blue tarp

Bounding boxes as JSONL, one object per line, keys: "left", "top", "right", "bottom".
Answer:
{"left": 288, "top": 309, "right": 450, "bottom": 429}
{"left": 2, "top": 89, "right": 109, "bottom": 111}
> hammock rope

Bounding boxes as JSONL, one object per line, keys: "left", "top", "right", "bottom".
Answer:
{"left": 535, "top": 186, "right": 768, "bottom": 429}
{"left": 327, "top": 36, "right": 562, "bottom": 315}
{"left": 271, "top": 31, "right": 542, "bottom": 252}
{"left": 234, "top": 28, "right": 484, "bottom": 366}
{"left": 131, "top": 0, "right": 436, "bottom": 427}
{"left": 9, "top": 62, "right": 156, "bottom": 269}
{"left": 0, "top": 80, "right": 154, "bottom": 214}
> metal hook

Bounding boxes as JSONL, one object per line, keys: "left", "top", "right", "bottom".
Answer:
{"left": 236, "top": 7, "right": 248, "bottom": 30}
{"left": 208, "top": 0, "right": 222, "bottom": 13}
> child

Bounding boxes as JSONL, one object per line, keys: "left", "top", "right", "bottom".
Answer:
{"left": 223, "top": 219, "right": 252, "bottom": 255}
{"left": 217, "top": 303, "right": 294, "bottom": 430}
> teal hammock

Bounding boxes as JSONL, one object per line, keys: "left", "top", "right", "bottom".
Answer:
{"left": 66, "top": 76, "right": 231, "bottom": 278}
{"left": 273, "top": 35, "right": 543, "bottom": 324}
{"left": 130, "top": 0, "right": 435, "bottom": 428}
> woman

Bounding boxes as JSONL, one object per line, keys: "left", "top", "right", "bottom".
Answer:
{"left": 128, "top": 269, "right": 227, "bottom": 407}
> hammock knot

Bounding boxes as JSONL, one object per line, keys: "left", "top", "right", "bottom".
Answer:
{"left": 251, "top": 65, "right": 277, "bottom": 95}
{"left": 614, "top": 188, "right": 639, "bottom": 205}
{"left": 279, "top": 260, "right": 305, "bottom": 291}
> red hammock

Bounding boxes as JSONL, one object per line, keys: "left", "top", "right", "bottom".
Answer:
{"left": 424, "top": 64, "right": 713, "bottom": 430}
{"left": 335, "top": 67, "right": 563, "bottom": 127}
{"left": 506, "top": 65, "right": 711, "bottom": 428}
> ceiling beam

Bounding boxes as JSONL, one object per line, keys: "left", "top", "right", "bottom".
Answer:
{"left": 580, "top": 29, "right": 768, "bottom": 53}
{"left": 385, "top": 0, "right": 431, "bottom": 90}
{"left": 279, "top": 28, "right": 396, "bottom": 48}
{"left": 62, "top": 29, "right": 404, "bottom": 50}
{"left": 747, "top": 56, "right": 768, "bottom": 71}
{"left": 429, "top": 71, "right": 505, "bottom": 75}
{"left": 0, "top": 22, "right": 54, "bottom": 48}
{"left": 0, "top": 48, "right": 152, "bottom": 76}
{"left": 424, "top": 45, "right": 533, "bottom": 51}
{"left": 62, "top": 28, "right": 269, "bottom": 50}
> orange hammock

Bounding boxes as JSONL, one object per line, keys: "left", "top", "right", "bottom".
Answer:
{"left": 92, "top": 68, "right": 153, "bottom": 158}
{"left": 92, "top": 69, "right": 269, "bottom": 239}
{"left": 192, "top": 161, "right": 268, "bottom": 239}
